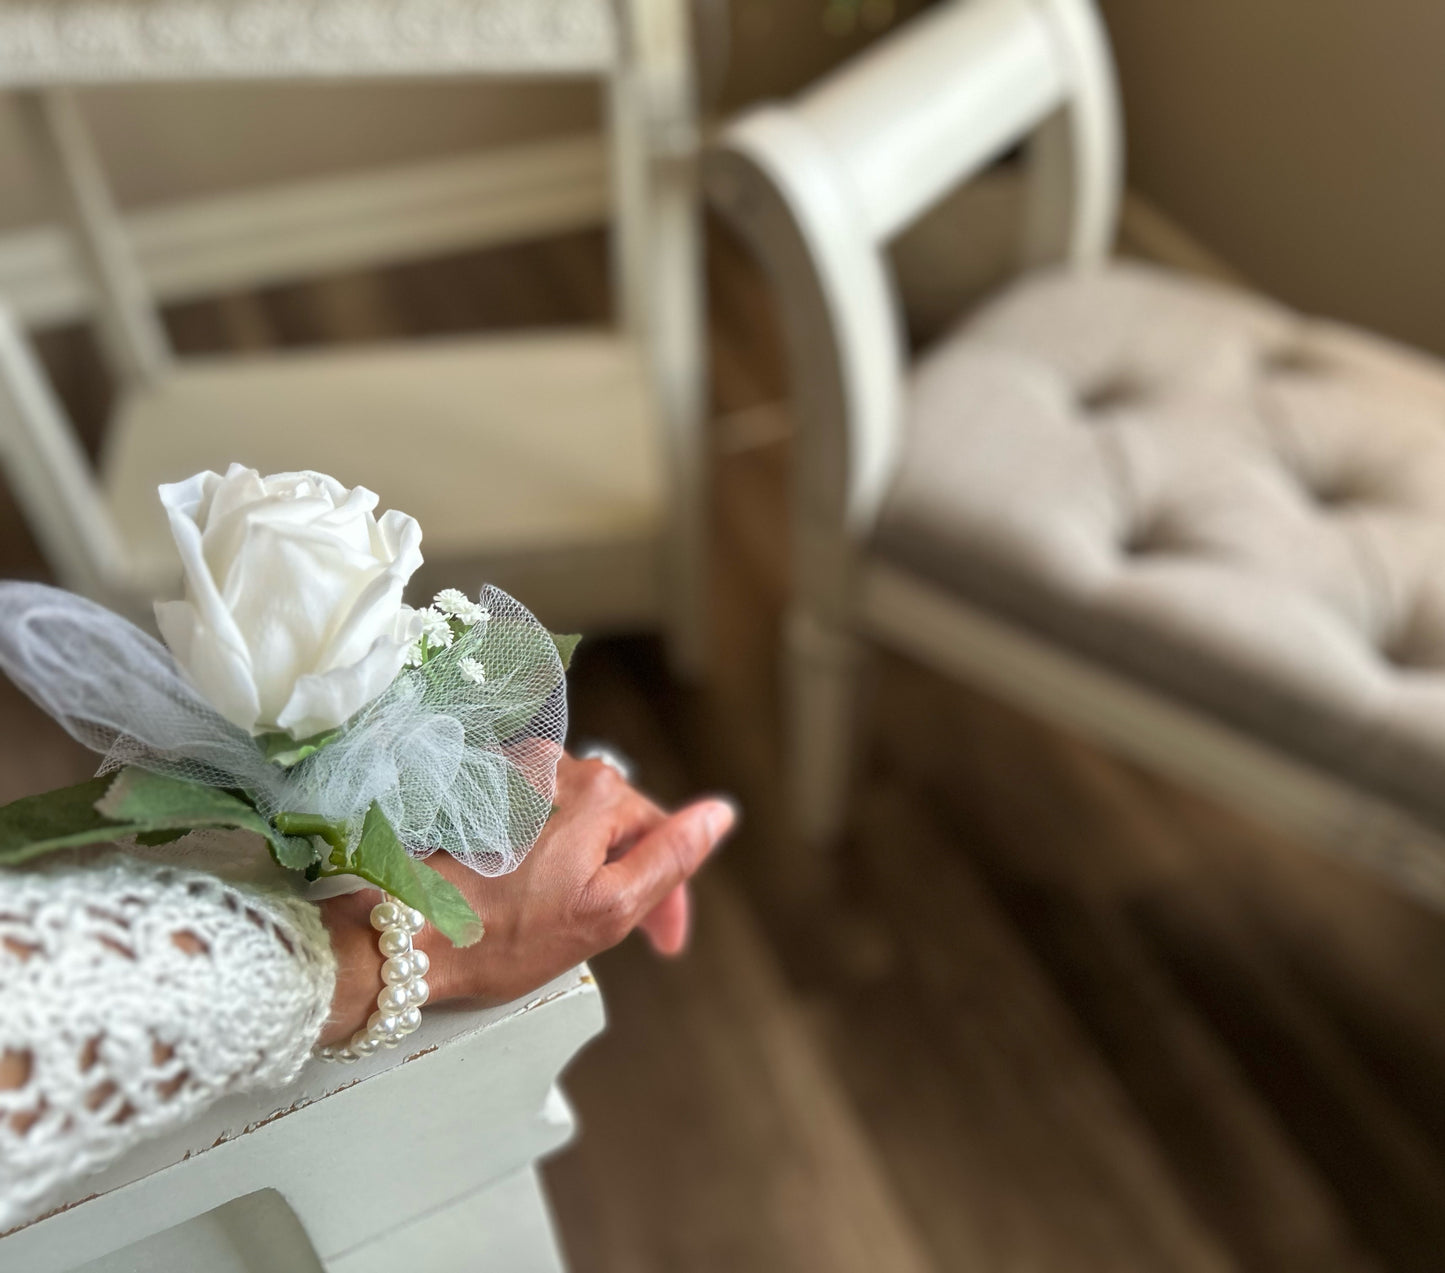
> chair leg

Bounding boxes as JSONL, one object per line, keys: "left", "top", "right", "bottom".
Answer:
{"left": 786, "top": 606, "right": 864, "bottom": 890}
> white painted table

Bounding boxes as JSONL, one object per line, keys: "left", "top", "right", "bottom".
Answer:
{"left": 0, "top": 966, "right": 605, "bottom": 1272}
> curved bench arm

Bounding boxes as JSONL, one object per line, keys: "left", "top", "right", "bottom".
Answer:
{"left": 707, "top": 0, "right": 1122, "bottom": 545}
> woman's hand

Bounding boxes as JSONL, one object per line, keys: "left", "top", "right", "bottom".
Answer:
{"left": 319, "top": 755, "right": 736, "bottom": 1045}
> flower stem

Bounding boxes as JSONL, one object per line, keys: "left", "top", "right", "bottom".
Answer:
{"left": 274, "top": 811, "right": 349, "bottom": 856}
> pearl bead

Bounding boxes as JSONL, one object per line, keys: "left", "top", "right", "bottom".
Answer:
{"left": 378, "top": 928, "right": 412, "bottom": 958}
{"left": 368, "top": 1010, "right": 400, "bottom": 1039}
{"left": 381, "top": 955, "right": 413, "bottom": 985}
{"left": 378, "top": 983, "right": 410, "bottom": 1015}
{"left": 315, "top": 892, "right": 431, "bottom": 1063}
{"left": 370, "top": 901, "right": 402, "bottom": 931}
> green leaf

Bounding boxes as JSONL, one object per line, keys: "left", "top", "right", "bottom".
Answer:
{"left": 0, "top": 768, "right": 319, "bottom": 871}
{"left": 549, "top": 632, "right": 581, "bottom": 671}
{"left": 260, "top": 728, "right": 342, "bottom": 769}
{"left": 347, "top": 802, "right": 484, "bottom": 947}
{"left": 266, "top": 830, "right": 324, "bottom": 870}
{"left": 97, "top": 768, "right": 320, "bottom": 870}
{"left": 0, "top": 776, "right": 131, "bottom": 866}
{"left": 269, "top": 812, "right": 343, "bottom": 870}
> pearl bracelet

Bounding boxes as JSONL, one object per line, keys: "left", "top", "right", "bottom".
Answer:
{"left": 315, "top": 895, "right": 431, "bottom": 1063}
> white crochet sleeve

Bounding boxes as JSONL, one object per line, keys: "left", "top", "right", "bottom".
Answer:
{"left": 0, "top": 855, "right": 337, "bottom": 1229}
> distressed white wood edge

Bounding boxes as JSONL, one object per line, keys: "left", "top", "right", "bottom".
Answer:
{"left": 0, "top": 132, "right": 610, "bottom": 327}
{"left": 860, "top": 561, "right": 1445, "bottom": 904}
{"left": 0, "top": 965, "right": 605, "bottom": 1271}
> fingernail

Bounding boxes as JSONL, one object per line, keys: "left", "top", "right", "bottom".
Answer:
{"left": 704, "top": 796, "right": 741, "bottom": 840}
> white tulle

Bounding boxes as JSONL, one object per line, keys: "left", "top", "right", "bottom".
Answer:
{"left": 0, "top": 582, "right": 566, "bottom": 876}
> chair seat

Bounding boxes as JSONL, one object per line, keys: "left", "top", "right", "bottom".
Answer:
{"left": 876, "top": 262, "right": 1445, "bottom": 830}
{"left": 102, "top": 328, "right": 666, "bottom": 628}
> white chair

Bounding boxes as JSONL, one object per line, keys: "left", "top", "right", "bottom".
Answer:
{"left": 710, "top": 0, "right": 1445, "bottom": 900}
{"left": 0, "top": 0, "right": 706, "bottom": 671}
{"left": 0, "top": 965, "right": 604, "bottom": 1272}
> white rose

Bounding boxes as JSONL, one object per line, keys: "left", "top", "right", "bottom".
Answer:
{"left": 155, "top": 464, "right": 425, "bottom": 740}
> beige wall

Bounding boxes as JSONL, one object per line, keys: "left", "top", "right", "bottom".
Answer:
{"left": 1098, "top": 0, "right": 1445, "bottom": 357}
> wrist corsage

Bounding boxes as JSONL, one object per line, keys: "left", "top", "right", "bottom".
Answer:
{"left": 0, "top": 464, "right": 576, "bottom": 965}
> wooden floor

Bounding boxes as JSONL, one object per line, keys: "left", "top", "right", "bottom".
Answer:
{"left": 5, "top": 227, "right": 1445, "bottom": 1271}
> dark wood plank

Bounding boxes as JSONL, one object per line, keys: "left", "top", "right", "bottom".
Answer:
{"left": 544, "top": 870, "right": 940, "bottom": 1273}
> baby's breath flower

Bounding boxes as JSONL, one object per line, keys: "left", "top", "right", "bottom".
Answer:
{"left": 404, "top": 641, "right": 426, "bottom": 669}
{"left": 433, "top": 587, "right": 484, "bottom": 625}
{"left": 417, "top": 608, "right": 455, "bottom": 650}
{"left": 458, "top": 656, "right": 486, "bottom": 684}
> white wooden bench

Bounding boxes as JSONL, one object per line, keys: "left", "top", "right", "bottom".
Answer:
{"left": 0, "top": 965, "right": 604, "bottom": 1272}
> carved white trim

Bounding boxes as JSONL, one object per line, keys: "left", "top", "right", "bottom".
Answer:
{"left": 0, "top": 0, "right": 616, "bottom": 84}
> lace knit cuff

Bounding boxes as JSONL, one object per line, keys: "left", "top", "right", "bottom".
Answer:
{"left": 0, "top": 855, "right": 337, "bottom": 1228}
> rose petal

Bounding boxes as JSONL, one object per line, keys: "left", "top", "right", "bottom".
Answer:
{"left": 154, "top": 599, "right": 261, "bottom": 733}
{"left": 156, "top": 466, "right": 424, "bottom": 738}
{"left": 159, "top": 479, "right": 256, "bottom": 682}
{"left": 375, "top": 508, "right": 424, "bottom": 576}
{"left": 315, "top": 510, "right": 423, "bottom": 674}
{"left": 275, "top": 629, "right": 413, "bottom": 740}
{"left": 221, "top": 521, "right": 381, "bottom": 727}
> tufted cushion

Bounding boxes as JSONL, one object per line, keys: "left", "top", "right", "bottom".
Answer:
{"left": 876, "top": 262, "right": 1445, "bottom": 831}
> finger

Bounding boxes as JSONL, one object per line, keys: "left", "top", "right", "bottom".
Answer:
{"left": 541, "top": 757, "right": 667, "bottom": 871}
{"left": 604, "top": 787, "right": 668, "bottom": 862}
{"left": 639, "top": 882, "right": 690, "bottom": 956}
{"left": 554, "top": 755, "right": 663, "bottom": 831}
{"left": 504, "top": 736, "right": 566, "bottom": 799}
{"left": 602, "top": 798, "right": 735, "bottom": 920}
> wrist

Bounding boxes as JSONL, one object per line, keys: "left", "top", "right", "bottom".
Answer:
{"left": 317, "top": 891, "right": 461, "bottom": 1047}
{"left": 317, "top": 891, "right": 382, "bottom": 1047}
